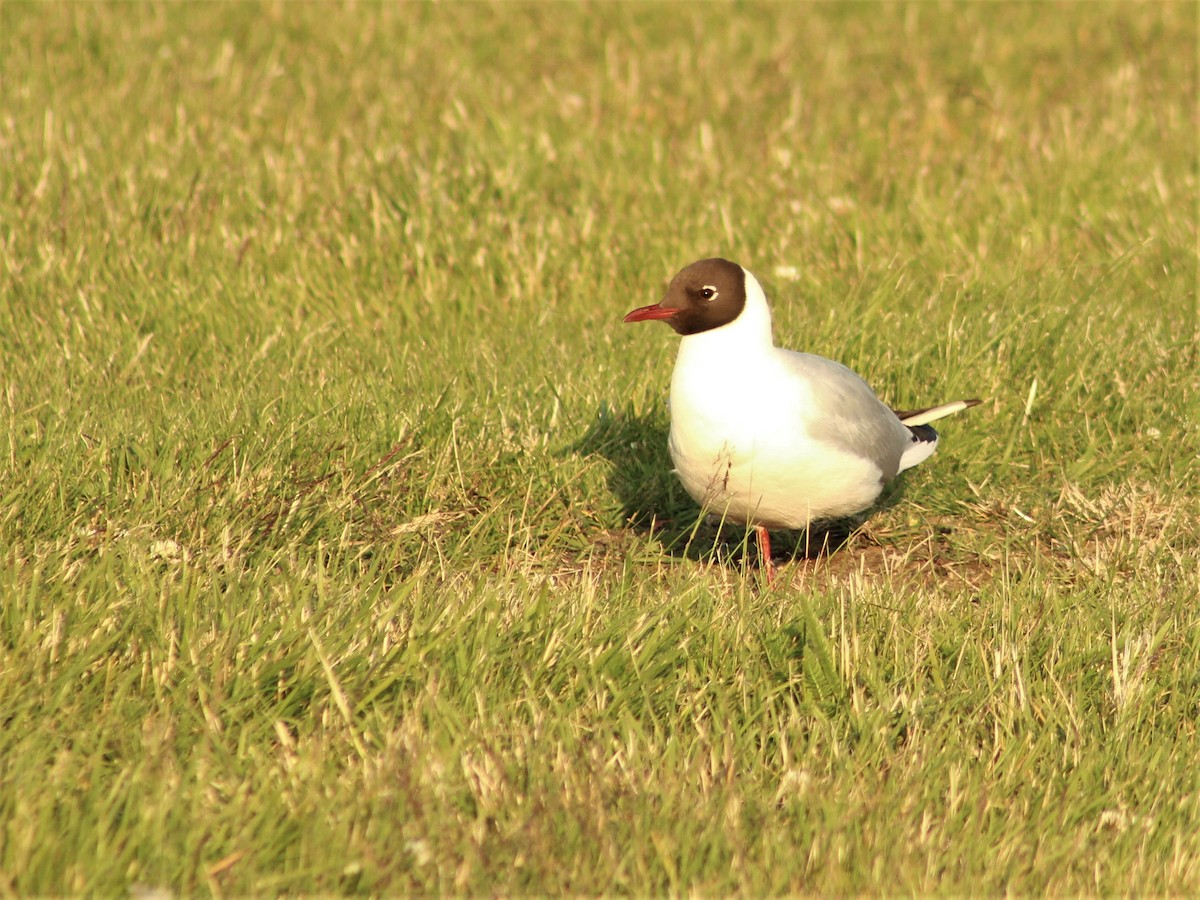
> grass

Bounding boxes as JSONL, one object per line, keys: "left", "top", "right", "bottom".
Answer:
{"left": 1, "top": 0, "right": 1197, "bottom": 894}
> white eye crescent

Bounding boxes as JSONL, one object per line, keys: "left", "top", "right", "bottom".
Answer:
{"left": 699, "top": 285, "right": 718, "bottom": 301}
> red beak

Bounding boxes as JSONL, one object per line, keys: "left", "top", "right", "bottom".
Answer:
{"left": 623, "top": 304, "right": 679, "bottom": 323}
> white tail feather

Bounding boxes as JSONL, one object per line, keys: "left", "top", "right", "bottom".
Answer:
{"left": 898, "top": 399, "right": 981, "bottom": 427}
{"left": 898, "top": 437, "right": 939, "bottom": 472}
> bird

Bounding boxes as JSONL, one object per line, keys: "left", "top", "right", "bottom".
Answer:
{"left": 623, "top": 257, "right": 979, "bottom": 582}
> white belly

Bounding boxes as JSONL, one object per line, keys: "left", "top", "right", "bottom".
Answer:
{"left": 668, "top": 418, "right": 885, "bottom": 530}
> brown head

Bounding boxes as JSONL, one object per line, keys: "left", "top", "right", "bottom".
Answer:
{"left": 623, "top": 258, "right": 748, "bottom": 336}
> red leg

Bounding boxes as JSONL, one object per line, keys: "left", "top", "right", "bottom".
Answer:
{"left": 756, "top": 524, "right": 775, "bottom": 585}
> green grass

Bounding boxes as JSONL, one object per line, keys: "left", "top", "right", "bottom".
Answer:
{"left": 2, "top": 1, "right": 1198, "bottom": 894}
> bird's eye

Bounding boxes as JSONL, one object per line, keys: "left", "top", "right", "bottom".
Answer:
{"left": 699, "top": 286, "right": 718, "bottom": 301}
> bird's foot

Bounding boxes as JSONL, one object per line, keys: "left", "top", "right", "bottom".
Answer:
{"left": 756, "top": 524, "right": 776, "bottom": 586}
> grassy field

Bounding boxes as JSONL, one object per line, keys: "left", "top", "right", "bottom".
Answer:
{"left": 1, "top": 1, "right": 1197, "bottom": 894}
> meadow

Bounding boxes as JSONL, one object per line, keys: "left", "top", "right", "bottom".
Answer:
{"left": 1, "top": 1, "right": 1197, "bottom": 894}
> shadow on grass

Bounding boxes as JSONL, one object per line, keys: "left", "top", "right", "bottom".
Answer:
{"left": 574, "top": 402, "right": 911, "bottom": 568}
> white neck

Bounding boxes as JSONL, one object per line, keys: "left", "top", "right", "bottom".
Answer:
{"left": 675, "top": 268, "right": 775, "bottom": 366}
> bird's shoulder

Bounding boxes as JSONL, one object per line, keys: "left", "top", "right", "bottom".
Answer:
{"left": 770, "top": 348, "right": 877, "bottom": 397}
{"left": 770, "top": 347, "right": 907, "bottom": 445}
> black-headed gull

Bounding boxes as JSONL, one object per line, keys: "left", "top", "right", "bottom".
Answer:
{"left": 624, "top": 257, "right": 979, "bottom": 581}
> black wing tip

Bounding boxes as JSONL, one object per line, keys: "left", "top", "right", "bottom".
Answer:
{"left": 907, "top": 423, "right": 938, "bottom": 444}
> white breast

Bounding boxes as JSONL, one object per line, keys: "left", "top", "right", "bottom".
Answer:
{"left": 668, "top": 357, "right": 886, "bottom": 529}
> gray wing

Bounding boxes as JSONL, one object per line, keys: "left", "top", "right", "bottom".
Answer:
{"left": 783, "top": 352, "right": 913, "bottom": 479}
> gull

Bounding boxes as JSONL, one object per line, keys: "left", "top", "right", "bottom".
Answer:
{"left": 624, "top": 257, "right": 979, "bottom": 581}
